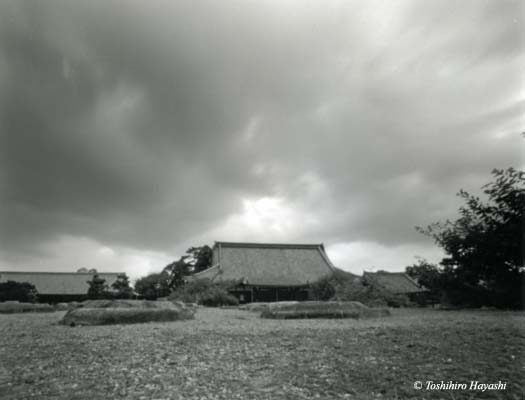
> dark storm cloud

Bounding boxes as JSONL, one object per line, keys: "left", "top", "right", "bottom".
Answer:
{"left": 0, "top": 0, "right": 523, "bottom": 272}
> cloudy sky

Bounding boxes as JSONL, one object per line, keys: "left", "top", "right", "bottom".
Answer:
{"left": 0, "top": 0, "right": 523, "bottom": 280}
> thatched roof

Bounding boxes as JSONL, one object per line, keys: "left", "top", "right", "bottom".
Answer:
{"left": 192, "top": 242, "right": 336, "bottom": 287}
{"left": 332, "top": 267, "right": 362, "bottom": 282}
{"left": 363, "top": 271, "right": 425, "bottom": 294}
{"left": 0, "top": 271, "right": 120, "bottom": 295}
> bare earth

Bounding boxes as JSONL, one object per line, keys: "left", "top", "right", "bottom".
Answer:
{"left": 0, "top": 308, "right": 523, "bottom": 400}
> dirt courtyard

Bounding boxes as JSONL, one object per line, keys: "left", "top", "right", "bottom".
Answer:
{"left": 0, "top": 307, "right": 523, "bottom": 399}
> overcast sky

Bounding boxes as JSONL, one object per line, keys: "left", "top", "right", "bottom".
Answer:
{"left": 0, "top": 0, "right": 523, "bottom": 280}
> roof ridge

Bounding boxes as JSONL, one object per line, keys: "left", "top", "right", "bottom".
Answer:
{"left": 366, "top": 271, "right": 407, "bottom": 275}
{"left": 214, "top": 241, "right": 323, "bottom": 249}
{"left": 0, "top": 271, "right": 121, "bottom": 275}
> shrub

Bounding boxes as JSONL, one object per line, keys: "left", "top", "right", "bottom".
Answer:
{"left": 309, "top": 275, "right": 337, "bottom": 301}
{"left": 310, "top": 270, "right": 358, "bottom": 302}
{"left": 0, "top": 302, "right": 54, "bottom": 314}
{"left": 199, "top": 289, "right": 239, "bottom": 307}
{"left": 169, "top": 279, "right": 239, "bottom": 307}
{"left": 310, "top": 272, "right": 410, "bottom": 308}
{"left": 0, "top": 281, "right": 38, "bottom": 303}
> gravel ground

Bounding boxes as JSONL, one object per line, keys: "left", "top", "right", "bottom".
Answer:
{"left": 0, "top": 307, "right": 523, "bottom": 400}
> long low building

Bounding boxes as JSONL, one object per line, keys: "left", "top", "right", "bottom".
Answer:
{"left": 0, "top": 271, "right": 121, "bottom": 303}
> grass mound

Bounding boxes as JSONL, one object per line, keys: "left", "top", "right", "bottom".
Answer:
{"left": 60, "top": 302, "right": 195, "bottom": 326}
{"left": 79, "top": 299, "right": 184, "bottom": 309}
{"left": 61, "top": 299, "right": 195, "bottom": 325}
{"left": 60, "top": 307, "right": 194, "bottom": 326}
{"left": 0, "top": 301, "right": 55, "bottom": 314}
{"left": 260, "top": 301, "right": 390, "bottom": 319}
{"left": 239, "top": 301, "right": 299, "bottom": 312}
{"left": 169, "top": 279, "right": 239, "bottom": 307}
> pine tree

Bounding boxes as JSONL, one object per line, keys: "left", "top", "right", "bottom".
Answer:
{"left": 111, "top": 273, "right": 133, "bottom": 299}
{"left": 87, "top": 274, "right": 109, "bottom": 299}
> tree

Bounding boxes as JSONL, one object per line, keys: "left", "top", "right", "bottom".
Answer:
{"left": 163, "top": 257, "right": 192, "bottom": 289}
{"left": 134, "top": 272, "right": 171, "bottom": 300}
{"left": 0, "top": 281, "right": 38, "bottom": 302}
{"left": 111, "top": 273, "right": 133, "bottom": 299}
{"left": 136, "top": 244, "right": 213, "bottom": 299}
{"left": 417, "top": 168, "right": 524, "bottom": 308}
{"left": 87, "top": 274, "right": 109, "bottom": 299}
{"left": 162, "top": 245, "right": 212, "bottom": 290}
{"left": 187, "top": 245, "right": 213, "bottom": 273}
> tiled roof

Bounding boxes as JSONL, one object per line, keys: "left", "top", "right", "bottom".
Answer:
{"left": 0, "top": 271, "right": 121, "bottom": 295}
{"left": 363, "top": 271, "right": 425, "bottom": 294}
{"left": 192, "top": 242, "right": 336, "bottom": 287}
